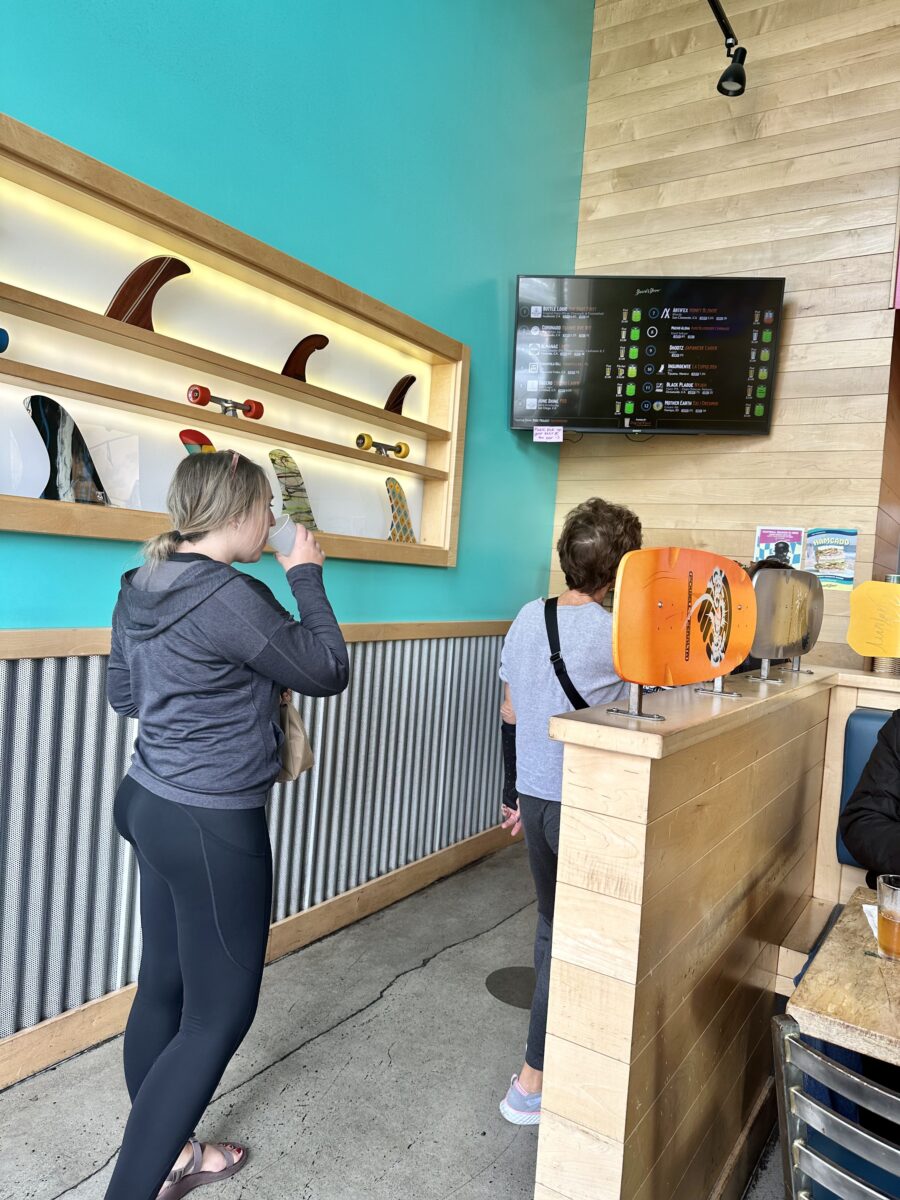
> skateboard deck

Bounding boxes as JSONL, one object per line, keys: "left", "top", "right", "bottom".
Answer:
{"left": 385, "top": 476, "right": 416, "bottom": 544}
{"left": 750, "top": 568, "right": 824, "bottom": 660}
{"left": 105, "top": 256, "right": 190, "bottom": 330}
{"left": 847, "top": 581, "right": 900, "bottom": 658}
{"left": 269, "top": 448, "right": 318, "bottom": 530}
{"left": 25, "top": 395, "right": 109, "bottom": 505}
{"left": 612, "top": 547, "right": 756, "bottom": 686}
{"left": 180, "top": 428, "right": 215, "bottom": 454}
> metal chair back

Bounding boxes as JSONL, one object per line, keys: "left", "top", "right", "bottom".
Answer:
{"left": 773, "top": 1015, "right": 900, "bottom": 1199}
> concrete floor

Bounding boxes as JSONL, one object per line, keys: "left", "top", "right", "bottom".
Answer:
{"left": 742, "top": 1129, "right": 784, "bottom": 1200}
{"left": 2, "top": 842, "right": 541, "bottom": 1199}
{"left": 3, "top": 839, "right": 784, "bottom": 1200}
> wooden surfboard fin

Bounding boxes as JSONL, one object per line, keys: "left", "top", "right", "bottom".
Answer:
{"left": 385, "top": 375, "right": 416, "bottom": 414}
{"left": 281, "top": 334, "right": 330, "bottom": 382}
{"left": 105, "top": 256, "right": 191, "bottom": 330}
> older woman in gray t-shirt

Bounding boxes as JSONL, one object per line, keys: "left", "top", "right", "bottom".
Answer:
{"left": 497, "top": 497, "right": 641, "bottom": 1126}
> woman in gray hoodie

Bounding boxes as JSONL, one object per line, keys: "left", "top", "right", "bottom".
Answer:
{"left": 105, "top": 450, "right": 349, "bottom": 1199}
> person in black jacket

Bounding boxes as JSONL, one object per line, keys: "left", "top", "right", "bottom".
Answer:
{"left": 840, "top": 710, "right": 900, "bottom": 888}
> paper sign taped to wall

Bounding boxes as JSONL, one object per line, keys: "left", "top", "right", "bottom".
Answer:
{"left": 533, "top": 426, "right": 563, "bottom": 443}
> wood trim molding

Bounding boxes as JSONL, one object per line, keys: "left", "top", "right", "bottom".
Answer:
{"left": 0, "top": 497, "right": 453, "bottom": 567}
{"left": 709, "top": 1078, "right": 778, "bottom": 1200}
{"left": 0, "top": 620, "right": 512, "bottom": 660}
{"left": 0, "top": 824, "right": 516, "bottom": 1091}
{"left": 339, "top": 619, "right": 511, "bottom": 644}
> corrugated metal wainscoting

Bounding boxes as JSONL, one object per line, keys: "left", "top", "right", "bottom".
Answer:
{"left": 0, "top": 635, "right": 503, "bottom": 1039}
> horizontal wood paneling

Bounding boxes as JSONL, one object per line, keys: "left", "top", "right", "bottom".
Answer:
{"left": 555, "top": 0, "right": 900, "bottom": 660}
{"left": 538, "top": 681, "right": 824, "bottom": 1200}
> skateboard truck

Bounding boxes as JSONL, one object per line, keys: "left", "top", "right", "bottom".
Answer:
{"left": 356, "top": 433, "right": 410, "bottom": 459}
{"left": 607, "top": 682, "right": 665, "bottom": 723}
{"left": 187, "top": 384, "right": 264, "bottom": 420}
{"left": 695, "top": 674, "right": 744, "bottom": 699}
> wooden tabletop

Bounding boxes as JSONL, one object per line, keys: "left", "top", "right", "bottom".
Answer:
{"left": 788, "top": 887, "right": 900, "bottom": 1068}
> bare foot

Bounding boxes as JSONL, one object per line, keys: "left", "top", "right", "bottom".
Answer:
{"left": 158, "top": 1141, "right": 245, "bottom": 1194}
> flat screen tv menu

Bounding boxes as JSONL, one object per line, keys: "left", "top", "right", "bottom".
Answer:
{"left": 510, "top": 275, "right": 785, "bottom": 434}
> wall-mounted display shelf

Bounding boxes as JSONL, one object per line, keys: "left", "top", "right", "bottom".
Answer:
{"left": 0, "top": 115, "right": 469, "bottom": 566}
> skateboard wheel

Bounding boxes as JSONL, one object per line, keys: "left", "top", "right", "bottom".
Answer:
{"left": 395, "top": 442, "right": 410, "bottom": 460}
{"left": 244, "top": 399, "right": 265, "bottom": 420}
{"left": 356, "top": 433, "right": 373, "bottom": 451}
{"left": 187, "top": 384, "right": 211, "bottom": 406}
{"left": 0, "top": 328, "right": 9, "bottom": 354}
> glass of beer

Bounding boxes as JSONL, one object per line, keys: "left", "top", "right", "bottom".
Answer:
{"left": 877, "top": 876, "right": 900, "bottom": 960}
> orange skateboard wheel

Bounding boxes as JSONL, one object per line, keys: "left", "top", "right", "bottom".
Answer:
{"left": 244, "top": 399, "right": 265, "bottom": 420}
{"left": 187, "top": 384, "right": 211, "bottom": 406}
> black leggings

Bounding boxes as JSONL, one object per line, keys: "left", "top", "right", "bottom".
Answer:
{"left": 106, "top": 775, "right": 272, "bottom": 1200}
{"left": 518, "top": 794, "right": 560, "bottom": 1073}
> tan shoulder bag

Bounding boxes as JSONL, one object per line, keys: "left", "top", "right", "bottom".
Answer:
{"left": 277, "top": 699, "right": 314, "bottom": 781}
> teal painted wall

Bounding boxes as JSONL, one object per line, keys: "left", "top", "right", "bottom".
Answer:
{"left": 0, "top": 0, "right": 593, "bottom": 629}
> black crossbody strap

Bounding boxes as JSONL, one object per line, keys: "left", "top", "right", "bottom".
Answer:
{"left": 544, "top": 597, "right": 589, "bottom": 711}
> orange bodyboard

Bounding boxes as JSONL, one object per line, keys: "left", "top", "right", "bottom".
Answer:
{"left": 613, "top": 547, "right": 757, "bottom": 687}
{"left": 847, "top": 581, "right": 900, "bottom": 658}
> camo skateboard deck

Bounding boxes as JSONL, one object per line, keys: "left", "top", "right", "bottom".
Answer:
{"left": 612, "top": 547, "right": 756, "bottom": 686}
{"left": 750, "top": 568, "right": 824, "bottom": 660}
{"left": 385, "top": 476, "right": 416, "bottom": 544}
{"left": 24, "top": 394, "right": 108, "bottom": 505}
{"left": 847, "top": 581, "right": 900, "bottom": 658}
{"left": 269, "top": 448, "right": 318, "bottom": 531}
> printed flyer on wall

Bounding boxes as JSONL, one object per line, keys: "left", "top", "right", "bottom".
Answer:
{"left": 804, "top": 528, "right": 857, "bottom": 589}
{"left": 753, "top": 526, "right": 804, "bottom": 568}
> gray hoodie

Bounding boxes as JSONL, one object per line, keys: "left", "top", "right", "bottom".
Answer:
{"left": 107, "top": 553, "right": 349, "bottom": 809}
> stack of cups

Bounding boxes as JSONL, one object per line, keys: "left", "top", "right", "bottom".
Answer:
{"left": 873, "top": 574, "right": 900, "bottom": 677}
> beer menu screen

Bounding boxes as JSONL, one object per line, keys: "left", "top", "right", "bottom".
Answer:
{"left": 510, "top": 275, "right": 785, "bottom": 434}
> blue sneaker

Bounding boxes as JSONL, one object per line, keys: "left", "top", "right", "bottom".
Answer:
{"left": 499, "top": 1074, "right": 541, "bottom": 1125}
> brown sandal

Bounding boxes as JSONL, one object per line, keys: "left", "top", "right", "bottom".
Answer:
{"left": 161, "top": 1137, "right": 248, "bottom": 1197}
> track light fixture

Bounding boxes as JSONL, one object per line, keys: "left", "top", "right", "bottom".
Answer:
{"left": 705, "top": 0, "right": 748, "bottom": 96}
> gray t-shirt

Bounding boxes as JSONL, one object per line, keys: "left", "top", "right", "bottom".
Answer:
{"left": 499, "top": 598, "right": 626, "bottom": 803}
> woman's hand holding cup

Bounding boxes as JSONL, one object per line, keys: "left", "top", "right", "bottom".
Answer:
{"left": 272, "top": 516, "right": 325, "bottom": 570}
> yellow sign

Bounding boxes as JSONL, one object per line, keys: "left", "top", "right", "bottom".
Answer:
{"left": 847, "top": 581, "right": 900, "bottom": 657}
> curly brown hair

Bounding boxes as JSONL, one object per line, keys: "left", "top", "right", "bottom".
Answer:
{"left": 557, "top": 498, "right": 642, "bottom": 594}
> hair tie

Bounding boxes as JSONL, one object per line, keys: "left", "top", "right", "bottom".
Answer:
{"left": 171, "top": 530, "right": 183, "bottom": 540}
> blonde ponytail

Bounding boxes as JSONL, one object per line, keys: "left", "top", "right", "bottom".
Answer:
{"left": 143, "top": 451, "right": 269, "bottom": 567}
{"left": 143, "top": 529, "right": 184, "bottom": 565}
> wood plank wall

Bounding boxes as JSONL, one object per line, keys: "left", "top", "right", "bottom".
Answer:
{"left": 535, "top": 685, "right": 830, "bottom": 1200}
{"left": 877, "top": 312, "right": 900, "bottom": 579}
{"left": 551, "top": 0, "right": 900, "bottom": 667}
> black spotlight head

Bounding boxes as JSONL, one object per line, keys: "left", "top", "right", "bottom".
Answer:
{"left": 717, "top": 45, "right": 747, "bottom": 96}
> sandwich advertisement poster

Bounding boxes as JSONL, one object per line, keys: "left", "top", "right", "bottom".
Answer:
{"left": 805, "top": 528, "right": 857, "bottom": 589}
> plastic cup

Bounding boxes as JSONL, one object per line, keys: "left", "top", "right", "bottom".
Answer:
{"left": 269, "top": 513, "right": 297, "bottom": 556}
{"left": 877, "top": 875, "right": 900, "bottom": 961}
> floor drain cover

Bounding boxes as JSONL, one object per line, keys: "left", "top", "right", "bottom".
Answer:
{"left": 485, "top": 967, "right": 535, "bottom": 1009}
